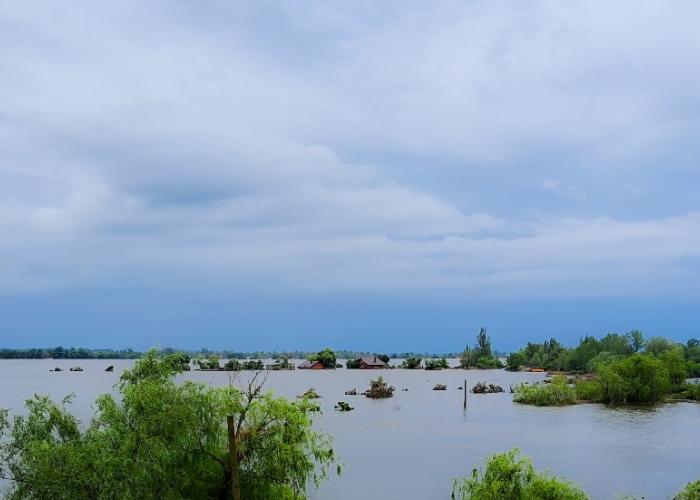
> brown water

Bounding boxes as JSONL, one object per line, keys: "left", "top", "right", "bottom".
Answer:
{"left": 1, "top": 359, "right": 698, "bottom": 499}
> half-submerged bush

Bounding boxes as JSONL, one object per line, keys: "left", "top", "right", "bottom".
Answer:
{"left": 675, "top": 479, "right": 700, "bottom": 499}
{"left": 597, "top": 354, "right": 671, "bottom": 404}
{"left": 451, "top": 449, "right": 587, "bottom": 500}
{"left": 513, "top": 376, "right": 576, "bottom": 406}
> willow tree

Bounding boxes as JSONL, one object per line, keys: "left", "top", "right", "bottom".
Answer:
{"left": 0, "top": 351, "right": 338, "bottom": 500}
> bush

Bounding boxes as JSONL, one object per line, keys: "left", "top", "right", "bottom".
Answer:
{"left": 575, "top": 380, "right": 602, "bottom": 402}
{"left": 513, "top": 377, "right": 576, "bottom": 406}
{"left": 475, "top": 356, "right": 503, "bottom": 369}
{"left": 597, "top": 354, "right": 671, "bottom": 404}
{"left": 681, "top": 382, "right": 700, "bottom": 401}
{"left": 675, "top": 480, "right": 700, "bottom": 500}
{"left": 425, "top": 358, "right": 449, "bottom": 370}
{"left": 401, "top": 356, "right": 422, "bottom": 369}
{"left": 451, "top": 449, "right": 587, "bottom": 500}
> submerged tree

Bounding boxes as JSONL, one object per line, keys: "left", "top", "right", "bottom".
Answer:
{"left": 452, "top": 449, "right": 588, "bottom": 500}
{"left": 0, "top": 351, "right": 338, "bottom": 500}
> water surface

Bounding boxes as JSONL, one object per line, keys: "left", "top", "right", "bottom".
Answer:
{"left": 1, "top": 359, "right": 698, "bottom": 499}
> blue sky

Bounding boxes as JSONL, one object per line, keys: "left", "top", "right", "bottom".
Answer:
{"left": 1, "top": 1, "right": 699, "bottom": 351}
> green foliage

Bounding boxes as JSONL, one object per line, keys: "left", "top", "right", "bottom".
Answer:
{"left": 586, "top": 352, "right": 622, "bottom": 372}
{"left": 513, "top": 377, "right": 577, "bottom": 406}
{"left": 451, "top": 449, "right": 587, "bottom": 500}
{"left": 345, "top": 358, "right": 360, "bottom": 369}
{"left": 309, "top": 348, "right": 337, "bottom": 369}
{"left": 675, "top": 480, "right": 700, "bottom": 500}
{"left": 474, "top": 328, "right": 494, "bottom": 359}
{"left": 476, "top": 356, "right": 504, "bottom": 369}
{"left": 462, "top": 328, "right": 503, "bottom": 369}
{"left": 460, "top": 346, "right": 475, "bottom": 369}
{"left": 197, "top": 354, "right": 221, "bottom": 369}
{"left": 597, "top": 354, "right": 671, "bottom": 404}
{"left": 364, "top": 376, "right": 394, "bottom": 398}
{"left": 575, "top": 380, "right": 602, "bottom": 401}
{"left": 644, "top": 337, "right": 676, "bottom": 356}
{"left": 505, "top": 351, "right": 526, "bottom": 371}
{"left": 0, "top": 350, "right": 338, "bottom": 500}
{"left": 680, "top": 382, "right": 700, "bottom": 401}
{"left": 425, "top": 358, "right": 449, "bottom": 370}
{"left": 223, "top": 359, "right": 265, "bottom": 371}
{"left": 401, "top": 356, "right": 422, "bottom": 369}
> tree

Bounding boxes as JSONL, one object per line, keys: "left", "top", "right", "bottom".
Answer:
{"left": 460, "top": 346, "right": 475, "bottom": 369}
{"left": 400, "top": 356, "right": 422, "bottom": 369}
{"left": 474, "top": 328, "right": 493, "bottom": 359}
{"left": 627, "top": 330, "right": 645, "bottom": 352}
{"left": 505, "top": 351, "right": 526, "bottom": 371}
{"left": 309, "top": 348, "right": 337, "bottom": 369}
{"left": 644, "top": 337, "right": 676, "bottom": 356}
{"left": 0, "top": 351, "right": 338, "bottom": 500}
{"left": 425, "top": 358, "right": 449, "bottom": 370}
{"left": 675, "top": 479, "right": 700, "bottom": 500}
{"left": 451, "top": 449, "right": 587, "bottom": 500}
{"left": 597, "top": 354, "right": 671, "bottom": 404}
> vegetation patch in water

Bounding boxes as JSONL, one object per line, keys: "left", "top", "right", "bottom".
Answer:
{"left": 513, "top": 376, "right": 576, "bottom": 406}
{"left": 451, "top": 449, "right": 587, "bottom": 500}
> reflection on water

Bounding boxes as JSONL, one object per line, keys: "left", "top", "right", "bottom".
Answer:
{"left": 0, "top": 359, "right": 698, "bottom": 499}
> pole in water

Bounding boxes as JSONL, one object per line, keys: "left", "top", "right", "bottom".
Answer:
{"left": 463, "top": 379, "right": 467, "bottom": 409}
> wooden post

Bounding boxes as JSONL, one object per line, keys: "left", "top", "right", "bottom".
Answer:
{"left": 227, "top": 415, "right": 241, "bottom": 500}
{"left": 463, "top": 379, "right": 467, "bottom": 409}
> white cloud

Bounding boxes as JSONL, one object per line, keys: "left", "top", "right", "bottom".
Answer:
{"left": 1, "top": 0, "right": 699, "bottom": 299}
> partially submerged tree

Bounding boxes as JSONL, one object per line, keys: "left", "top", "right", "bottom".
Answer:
{"left": 0, "top": 351, "right": 338, "bottom": 500}
{"left": 364, "top": 376, "right": 394, "bottom": 398}
{"left": 452, "top": 449, "right": 587, "bottom": 500}
{"left": 400, "top": 356, "right": 422, "bottom": 369}
{"left": 308, "top": 348, "right": 337, "bottom": 369}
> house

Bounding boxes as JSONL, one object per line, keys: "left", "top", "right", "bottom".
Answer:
{"left": 358, "top": 356, "right": 388, "bottom": 369}
{"left": 298, "top": 359, "right": 325, "bottom": 370}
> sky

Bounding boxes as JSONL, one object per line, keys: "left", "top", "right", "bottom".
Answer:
{"left": 1, "top": 1, "right": 700, "bottom": 351}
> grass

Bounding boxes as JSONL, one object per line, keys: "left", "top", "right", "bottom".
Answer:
{"left": 513, "top": 376, "right": 577, "bottom": 406}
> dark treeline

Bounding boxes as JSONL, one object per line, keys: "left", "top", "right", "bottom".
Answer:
{"left": 0, "top": 347, "right": 141, "bottom": 359}
{"left": 508, "top": 331, "right": 700, "bottom": 405}
{"left": 0, "top": 346, "right": 504, "bottom": 360}
{"left": 506, "top": 330, "right": 700, "bottom": 377}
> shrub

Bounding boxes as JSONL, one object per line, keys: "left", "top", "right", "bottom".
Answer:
{"left": 681, "top": 382, "right": 700, "bottom": 401}
{"left": 675, "top": 480, "right": 700, "bottom": 500}
{"left": 451, "top": 449, "right": 587, "bottom": 500}
{"left": 575, "top": 380, "right": 602, "bottom": 401}
{"left": 401, "top": 356, "right": 422, "bottom": 369}
{"left": 513, "top": 379, "right": 576, "bottom": 406}
{"left": 597, "top": 354, "right": 671, "bottom": 404}
{"left": 425, "top": 358, "right": 449, "bottom": 370}
{"left": 475, "top": 356, "right": 503, "bottom": 369}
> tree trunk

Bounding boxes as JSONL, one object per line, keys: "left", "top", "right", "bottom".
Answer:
{"left": 227, "top": 415, "right": 241, "bottom": 500}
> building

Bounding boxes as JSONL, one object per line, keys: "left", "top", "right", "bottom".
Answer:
{"left": 358, "top": 356, "right": 388, "bottom": 369}
{"left": 297, "top": 359, "right": 325, "bottom": 370}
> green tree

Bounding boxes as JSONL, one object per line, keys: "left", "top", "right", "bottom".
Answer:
{"left": 626, "top": 330, "right": 645, "bottom": 353}
{"left": 644, "top": 337, "right": 676, "bottom": 356}
{"left": 451, "top": 449, "right": 587, "bottom": 500}
{"left": 474, "top": 327, "right": 493, "bottom": 359}
{"left": 597, "top": 354, "right": 671, "bottom": 404}
{"left": 309, "top": 348, "right": 337, "bottom": 369}
{"left": 0, "top": 351, "right": 338, "bottom": 500}
{"left": 460, "top": 346, "right": 475, "bottom": 369}
{"left": 675, "top": 479, "right": 700, "bottom": 500}
{"left": 400, "top": 356, "right": 422, "bottom": 369}
{"left": 505, "top": 351, "right": 526, "bottom": 371}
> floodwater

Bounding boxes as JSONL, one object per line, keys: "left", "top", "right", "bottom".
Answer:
{"left": 1, "top": 359, "right": 698, "bottom": 499}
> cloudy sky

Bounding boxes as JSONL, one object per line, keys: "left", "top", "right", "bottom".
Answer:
{"left": 1, "top": 1, "right": 699, "bottom": 350}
